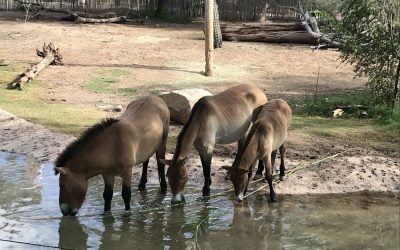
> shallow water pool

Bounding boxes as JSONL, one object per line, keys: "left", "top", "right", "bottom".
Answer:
{"left": 0, "top": 152, "right": 399, "bottom": 249}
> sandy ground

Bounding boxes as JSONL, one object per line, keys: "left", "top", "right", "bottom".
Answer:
{"left": 0, "top": 11, "right": 399, "bottom": 195}
{"left": 1, "top": 108, "right": 399, "bottom": 194}
{"left": 0, "top": 11, "right": 366, "bottom": 107}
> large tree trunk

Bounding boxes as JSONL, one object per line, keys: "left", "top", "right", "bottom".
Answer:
{"left": 213, "top": 0, "right": 223, "bottom": 49}
{"left": 221, "top": 22, "right": 318, "bottom": 44}
{"left": 155, "top": 0, "right": 166, "bottom": 18}
{"left": 12, "top": 43, "right": 63, "bottom": 90}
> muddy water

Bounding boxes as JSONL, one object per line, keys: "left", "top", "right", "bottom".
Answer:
{"left": 0, "top": 152, "right": 399, "bottom": 250}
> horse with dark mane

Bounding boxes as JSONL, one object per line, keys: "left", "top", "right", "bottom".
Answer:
{"left": 161, "top": 84, "right": 267, "bottom": 203}
{"left": 229, "top": 99, "right": 292, "bottom": 202}
{"left": 54, "top": 96, "right": 170, "bottom": 216}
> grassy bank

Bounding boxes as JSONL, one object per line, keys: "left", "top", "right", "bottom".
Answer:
{"left": 0, "top": 66, "right": 106, "bottom": 135}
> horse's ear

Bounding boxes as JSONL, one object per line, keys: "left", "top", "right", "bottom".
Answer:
{"left": 55, "top": 167, "right": 70, "bottom": 175}
{"left": 159, "top": 159, "right": 173, "bottom": 165}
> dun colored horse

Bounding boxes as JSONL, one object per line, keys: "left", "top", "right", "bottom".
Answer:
{"left": 54, "top": 96, "right": 170, "bottom": 216}
{"left": 162, "top": 84, "right": 268, "bottom": 203}
{"left": 229, "top": 99, "right": 292, "bottom": 202}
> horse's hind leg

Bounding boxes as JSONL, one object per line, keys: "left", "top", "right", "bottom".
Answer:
{"left": 102, "top": 174, "right": 115, "bottom": 212}
{"left": 279, "top": 143, "right": 286, "bottom": 181}
{"left": 122, "top": 168, "right": 133, "bottom": 210}
{"left": 138, "top": 159, "right": 149, "bottom": 191}
{"left": 156, "top": 141, "right": 167, "bottom": 194}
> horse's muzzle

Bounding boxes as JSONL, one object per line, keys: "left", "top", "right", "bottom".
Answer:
{"left": 60, "top": 203, "right": 79, "bottom": 216}
{"left": 171, "top": 192, "right": 185, "bottom": 204}
{"left": 236, "top": 193, "right": 244, "bottom": 202}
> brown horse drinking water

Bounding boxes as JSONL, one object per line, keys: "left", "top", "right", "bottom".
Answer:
{"left": 229, "top": 99, "right": 292, "bottom": 202}
{"left": 162, "top": 84, "right": 268, "bottom": 203}
{"left": 54, "top": 96, "right": 170, "bottom": 216}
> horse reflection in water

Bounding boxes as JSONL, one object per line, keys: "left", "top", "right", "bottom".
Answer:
{"left": 58, "top": 217, "right": 88, "bottom": 249}
{"left": 56, "top": 189, "right": 285, "bottom": 249}
{"left": 201, "top": 194, "right": 284, "bottom": 249}
{"left": 98, "top": 203, "right": 196, "bottom": 249}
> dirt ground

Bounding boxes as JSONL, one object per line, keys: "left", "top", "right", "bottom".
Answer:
{"left": 0, "top": 11, "right": 399, "bottom": 195}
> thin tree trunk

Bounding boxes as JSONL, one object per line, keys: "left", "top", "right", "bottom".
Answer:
{"left": 213, "top": 0, "right": 223, "bottom": 49}
{"left": 394, "top": 60, "right": 400, "bottom": 109}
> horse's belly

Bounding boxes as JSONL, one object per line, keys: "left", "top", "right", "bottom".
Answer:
{"left": 215, "top": 119, "right": 251, "bottom": 144}
{"left": 134, "top": 130, "right": 163, "bottom": 164}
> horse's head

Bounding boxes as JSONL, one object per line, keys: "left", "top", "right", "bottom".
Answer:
{"left": 55, "top": 167, "right": 88, "bottom": 216}
{"left": 229, "top": 166, "right": 249, "bottom": 202}
{"left": 162, "top": 158, "right": 188, "bottom": 204}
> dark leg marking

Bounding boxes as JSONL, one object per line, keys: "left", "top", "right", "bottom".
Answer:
{"left": 138, "top": 159, "right": 149, "bottom": 191}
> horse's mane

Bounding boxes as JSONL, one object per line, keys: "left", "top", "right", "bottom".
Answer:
{"left": 174, "top": 99, "right": 203, "bottom": 161}
{"left": 54, "top": 118, "right": 119, "bottom": 174}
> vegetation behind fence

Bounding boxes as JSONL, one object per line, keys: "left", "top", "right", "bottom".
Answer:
{"left": 0, "top": 0, "right": 303, "bottom": 21}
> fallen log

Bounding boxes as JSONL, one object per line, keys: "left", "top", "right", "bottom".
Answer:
{"left": 11, "top": 43, "right": 63, "bottom": 90}
{"left": 14, "top": 0, "right": 126, "bottom": 24}
{"left": 72, "top": 15, "right": 126, "bottom": 23}
{"left": 221, "top": 22, "right": 318, "bottom": 44}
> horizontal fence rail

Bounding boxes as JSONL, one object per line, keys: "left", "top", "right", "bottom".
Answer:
{"left": 0, "top": 0, "right": 302, "bottom": 21}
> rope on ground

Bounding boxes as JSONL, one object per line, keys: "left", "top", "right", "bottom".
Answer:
{"left": 243, "top": 153, "right": 341, "bottom": 199}
{"left": 0, "top": 238, "right": 73, "bottom": 249}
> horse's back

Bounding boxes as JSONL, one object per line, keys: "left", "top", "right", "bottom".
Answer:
{"left": 121, "top": 96, "right": 169, "bottom": 122}
{"left": 192, "top": 84, "right": 267, "bottom": 144}
{"left": 255, "top": 99, "right": 292, "bottom": 150}
{"left": 117, "top": 96, "right": 170, "bottom": 164}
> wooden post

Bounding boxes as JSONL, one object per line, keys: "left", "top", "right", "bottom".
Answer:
{"left": 205, "top": 0, "right": 213, "bottom": 76}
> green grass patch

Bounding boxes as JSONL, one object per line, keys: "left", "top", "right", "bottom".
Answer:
{"left": 289, "top": 90, "right": 400, "bottom": 135}
{"left": 0, "top": 81, "right": 105, "bottom": 135}
{"left": 291, "top": 115, "right": 399, "bottom": 144}
{"left": 84, "top": 68, "right": 135, "bottom": 95}
{"left": 0, "top": 63, "right": 24, "bottom": 85}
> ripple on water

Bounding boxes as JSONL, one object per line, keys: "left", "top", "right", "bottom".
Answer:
{"left": 0, "top": 152, "right": 399, "bottom": 249}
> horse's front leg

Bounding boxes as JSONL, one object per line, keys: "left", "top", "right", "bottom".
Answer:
{"left": 245, "top": 160, "right": 257, "bottom": 194}
{"left": 254, "top": 160, "right": 265, "bottom": 180}
{"left": 102, "top": 174, "right": 115, "bottom": 212}
{"left": 138, "top": 159, "right": 149, "bottom": 191}
{"left": 122, "top": 168, "right": 133, "bottom": 210}
{"left": 263, "top": 155, "right": 276, "bottom": 202}
{"left": 198, "top": 145, "right": 214, "bottom": 197}
{"left": 156, "top": 141, "right": 167, "bottom": 194}
{"left": 279, "top": 143, "right": 286, "bottom": 181}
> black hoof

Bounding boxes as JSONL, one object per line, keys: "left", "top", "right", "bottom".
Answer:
{"left": 125, "top": 205, "right": 131, "bottom": 211}
{"left": 202, "top": 187, "right": 210, "bottom": 197}
{"left": 160, "top": 186, "right": 167, "bottom": 195}
{"left": 138, "top": 184, "right": 146, "bottom": 191}
{"left": 279, "top": 175, "right": 285, "bottom": 181}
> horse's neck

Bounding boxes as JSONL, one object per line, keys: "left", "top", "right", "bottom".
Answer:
{"left": 175, "top": 121, "right": 199, "bottom": 160}
{"left": 237, "top": 130, "right": 259, "bottom": 171}
{"left": 68, "top": 144, "right": 106, "bottom": 179}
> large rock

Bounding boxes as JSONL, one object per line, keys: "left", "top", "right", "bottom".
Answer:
{"left": 160, "top": 88, "right": 213, "bottom": 124}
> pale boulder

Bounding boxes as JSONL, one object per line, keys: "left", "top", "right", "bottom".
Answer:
{"left": 160, "top": 89, "right": 213, "bottom": 124}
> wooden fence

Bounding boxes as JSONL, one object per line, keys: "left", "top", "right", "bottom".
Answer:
{"left": 0, "top": 0, "right": 301, "bottom": 21}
